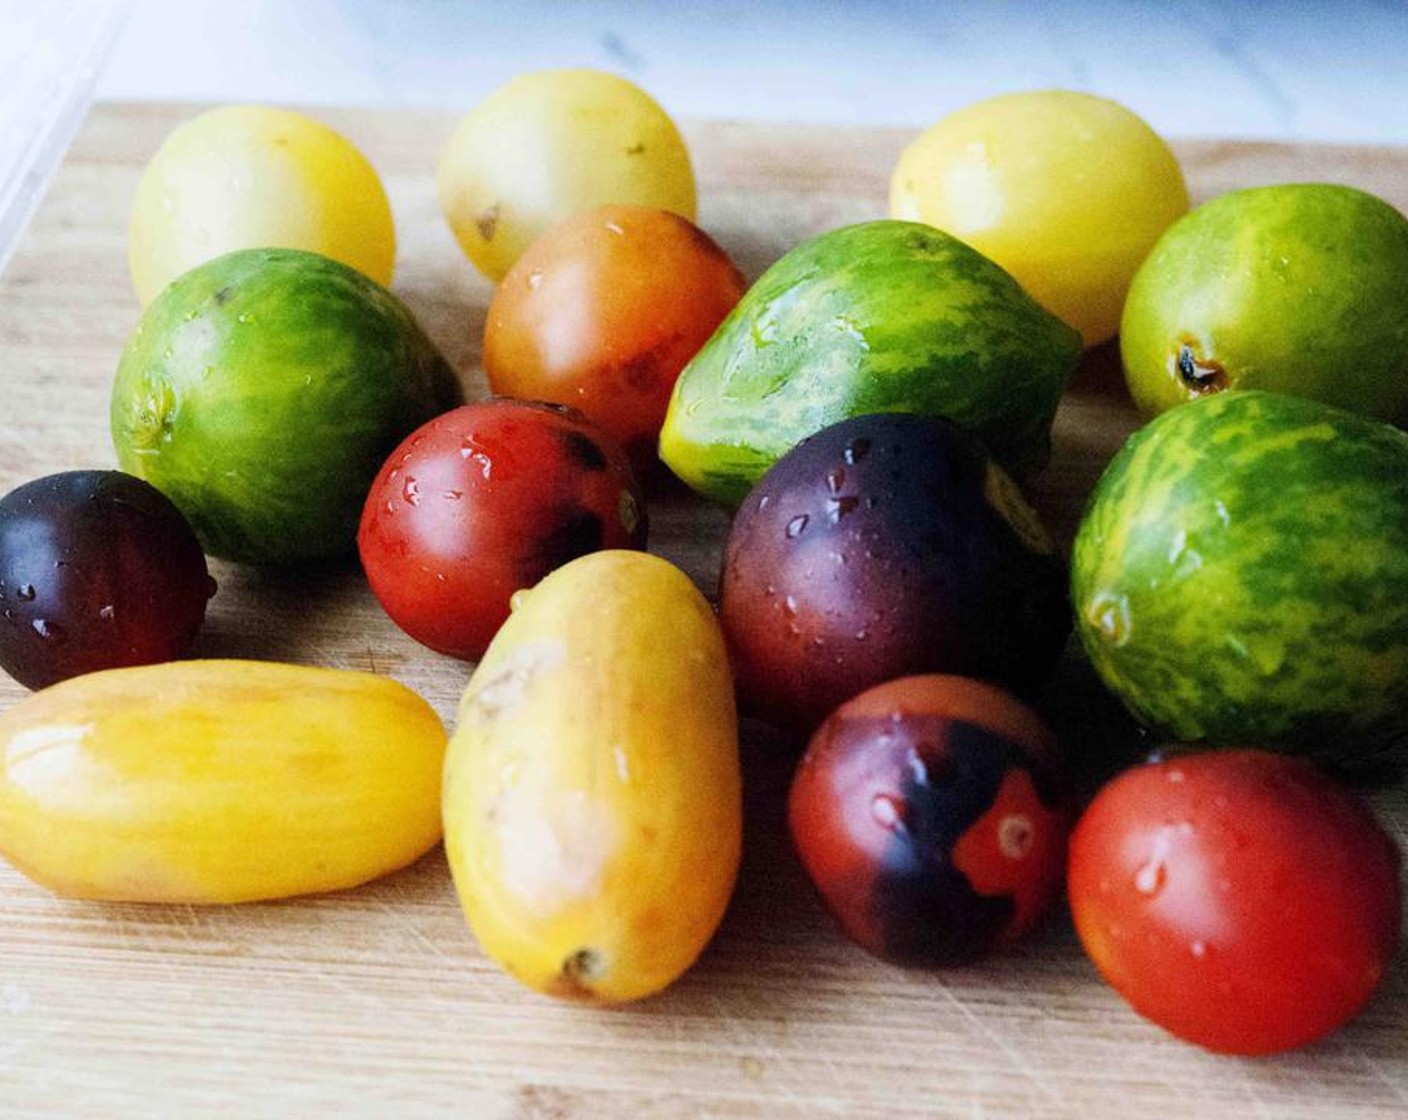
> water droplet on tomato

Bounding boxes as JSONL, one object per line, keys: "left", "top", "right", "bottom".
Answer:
{"left": 870, "top": 794, "right": 902, "bottom": 831}
{"left": 785, "top": 514, "right": 809, "bottom": 539}
{"left": 826, "top": 467, "right": 846, "bottom": 494}
{"left": 1190, "top": 940, "right": 1208, "bottom": 959}
{"left": 15, "top": 585, "right": 35, "bottom": 602}
{"left": 31, "top": 619, "right": 64, "bottom": 643}
{"left": 843, "top": 438, "right": 871, "bottom": 465}
{"left": 827, "top": 496, "right": 858, "bottom": 524}
{"left": 442, "top": 489, "right": 463, "bottom": 501}
{"left": 98, "top": 605, "right": 116, "bottom": 621}
{"left": 459, "top": 435, "right": 494, "bottom": 479}
{"left": 998, "top": 814, "right": 1035, "bottom": 859}
{"left": 402, "top": 477, "right": 421, "bottom": 506}
{"left": 783, "top": 595, "right": 798, "bottom": 616}
{"left": 1134, "top": 859, "right": 1165, "bottom": 895}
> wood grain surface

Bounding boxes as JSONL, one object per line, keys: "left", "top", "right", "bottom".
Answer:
{"left": 2, "top": 103, "right": 1408, "bottom": 1119}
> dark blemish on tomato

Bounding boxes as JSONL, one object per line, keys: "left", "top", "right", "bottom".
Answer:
{"left": 213, "top": 286, "right": 233, "bottom": 305}
{"left": 530, "top": 508, "right": 604, "bottom": 579}
{"left": 1176, "top": 341, "right": 1227, "bottom": 394}
{"left": 477, "top": 204, "right": 501, "bottom": 242}
{"left": 559, "top": 429, "right": 607, "bottom": 472}
{"left": 625, "top": 142, "right": 646, "bottom": 156}
{"left": 549, "top": 947, "right": 605, "bottom": 1001}
{"left": 616, "top": 333, "right": 682, "bottom": 393}
{"left": 857, "top": 717, "right": 1026, "bottom": 965}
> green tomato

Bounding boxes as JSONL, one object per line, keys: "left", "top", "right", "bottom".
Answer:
{"left": 1121, "top": 184, "right": 1408, "bottom": 422}
{"left": 112, "top": 249, "right": 460, "bottom": 564}
{"left": 437, "top": 69, "right": 696, "bottom": 282}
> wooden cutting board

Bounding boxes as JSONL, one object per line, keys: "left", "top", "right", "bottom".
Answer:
{"left": 2, "top": 103, "right": 1407, "bottom": 1119}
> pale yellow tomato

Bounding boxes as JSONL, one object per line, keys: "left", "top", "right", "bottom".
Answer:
{"left": 437, "top": 69, "right": 696, "bottom": 281}
{"left": 128, "top": 105, "right": 396, "bottom": 305}
{"left": 890, "top": 90, "right": 1188, "bottom": 346}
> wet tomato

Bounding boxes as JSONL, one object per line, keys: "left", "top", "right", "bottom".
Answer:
{"left": 720, "top": 412, "right": 1070, "bottom": 736}
{"left": 357, "top": 399, "right": 646, "bottom": 660}
{"left": 0, "top": 470, "right": 215, "bottom": 690}
{"left": 789, "top": 675, "right": 1068, "bottom": 966}
{"left": 1068, "top": 750, "right": 1401, "bottom": 1055}
{"left": 483, "top": 204, "right": 747, "bottom": 466}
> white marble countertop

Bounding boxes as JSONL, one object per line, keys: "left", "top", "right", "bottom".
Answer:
{"left": 2, "top": 0, "right": 1407, "bottom": 276}
{"left": 94, "top": 0, "right": 1408, "bottom": 144}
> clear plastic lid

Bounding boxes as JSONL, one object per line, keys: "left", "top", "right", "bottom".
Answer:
{"left": 0, "top": 0, "right": 131, "bottom": 279}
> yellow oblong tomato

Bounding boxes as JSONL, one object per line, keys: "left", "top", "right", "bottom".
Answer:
{"left": 444, "top": 550, "right": 740, "bottom": 1002}
{"left": 890, "top": 90, "right": 1188, "bottom": 346}
{"left": 128, "top": 105, "right": 396, "bottom": 305}
{"left": 0, "top": 660, "right": 446, "bottom": 903}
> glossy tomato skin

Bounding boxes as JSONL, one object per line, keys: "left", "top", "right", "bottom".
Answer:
{"left": 483, "top": 204, "right": 747, "bottom": 466}
{"left": 1068, "top": 750, "right": 1401, "bottom": 1056}
{"left": 789, "top": 675, "right": 1069, "bottom": 966}
{"left": 358, "top": 400, "right": 647, "bottom": 659}
{"left": 720, "top": 413, "right": 1070, "bottom": 736}
{"left": 0, "top": 471, "right": 215, "bottom": 690}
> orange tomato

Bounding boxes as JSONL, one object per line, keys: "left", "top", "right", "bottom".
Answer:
{"left": 483, "top": 204, "right": 747, "bottom": 465}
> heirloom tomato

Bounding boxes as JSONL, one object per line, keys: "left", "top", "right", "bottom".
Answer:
{"left": 358, "top": 400, "right": 646, "bottom": 660}
{"left": 1068, "top": 750, "right": 1400, "bottom": 1055}
{"left": 790, "top": 675, "right": 1068, "bottom": 966}
{"left": 484, "top": 204, "right": 746, "bottom": 465}
{"left": 438, "top": 69, "right": 696, "bottom": 281}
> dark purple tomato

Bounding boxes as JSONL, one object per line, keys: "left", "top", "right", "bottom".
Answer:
{"left": 0, "top": 470, "right": 215, "bottom": 690}
{"left": 358, "top": 399, "right": 647, "bottom": 660}
{"left": 719, "top": 412, "right": 1070, "bottom": 735}
{"left": 789, "top": 675, "right": 1069, "bottom": 966}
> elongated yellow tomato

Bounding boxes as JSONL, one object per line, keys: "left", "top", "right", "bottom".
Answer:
{"left": 0, "top": 660, "right": 445, "bottom": 903}
{"left": 129, "top": 105, "right": 396, "bottom": 305}
{"left": 444, "top": 551, "right": 740, "bottom": 1002}
{"left": 437, "top": 69, "right": 696, "bottom": 281}
{"left": 890, "top": 90, "right": 1188, "bottom": 346}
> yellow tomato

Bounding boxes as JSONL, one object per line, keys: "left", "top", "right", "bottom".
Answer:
{"left": 0, "top": 660, "right": 446, "bottom": 903}
{"left": 437, "top": 69, "right": 696, "bottom": 282}
{"left": 890, "top": 90, "right": 1189, "bottom": 346}
{"left": 128, "top": 105, "right": 396, "bottom": 305}
{"left": 443, "top": 551, "right": 740, "bottom": 1002}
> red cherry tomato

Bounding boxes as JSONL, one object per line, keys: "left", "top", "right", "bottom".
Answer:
{"left": 1068, "top": 749, "right": 1401, "bottom": 1056}
{"left": 789, "top": 675, "right": 1069, "bottom": 966}
{"left": 483, "top": 203, "right": 747, "bottom": 465}
{"left": 358, "top": 399, "right": 646, "bottom": 659}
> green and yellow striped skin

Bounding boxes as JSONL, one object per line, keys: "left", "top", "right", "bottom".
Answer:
{"left": 658, "top": 220, "right": 1083, "bottom": 506}
{"left": 1072, "top": 390, "right": 1408, "bottom": 755}
{"left": 112, "top": 248, "right": 461, "bottom": 564}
